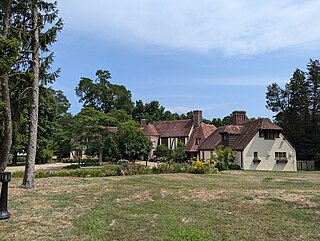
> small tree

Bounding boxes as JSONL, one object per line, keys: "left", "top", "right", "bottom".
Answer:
{"left": 71, "top": 107, "right": 118, "bottom": 165}
{"left": 117, "top": 120, "right": 152, "bottom": 162}
{"left": 170, "top": 142, "right": 187, "bottom": 163}
{"left": 154, "top": 144, "right": 169, "bottom": 161}
{"left": 213, "top": 145, "right": 236, "bottom": 170}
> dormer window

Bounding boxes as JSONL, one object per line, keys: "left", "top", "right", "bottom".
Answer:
{"left": 195, "top": 138, "right": 201, "bottom": 145}
{"left": 259, "top": 130, "right": 280, "bottom": 140}
{"left": 222, "top": 134, "right": 228, "bottom": 141}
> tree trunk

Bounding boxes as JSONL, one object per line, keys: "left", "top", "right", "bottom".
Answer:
{"left": 22, "top": 6, "right": 39, "bottom": 189}
{"left": 99, "top": 149, "right": 103, "bottom": 166}
{"left": 0, "top": 75, "right": 13, "bottom": 172}
{"left": 0, "top": 0, "right": 13, "bottom": 172}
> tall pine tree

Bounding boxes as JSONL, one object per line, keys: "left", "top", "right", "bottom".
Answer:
{"left": 266, "top": 59, "right": 320, "bottom": 160}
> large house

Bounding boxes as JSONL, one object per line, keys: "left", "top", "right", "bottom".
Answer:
{"left": 141, "top": 110, "right": 216, "bottom": 159}
{"left": 141, "top": 110, "right": 297, "bottom": 171}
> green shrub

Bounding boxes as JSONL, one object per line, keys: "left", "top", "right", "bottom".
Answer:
{"left": 62, "top": 158, "right": 79, "bottom": 163}
{"left": 228, "top": 164, "right": 241, "bottom": 170}
{"left": 12, "top": 170, "right": 24, "bottom": 178}
{"left": 81, "top": 159, "right": 100, "bottom": 166}
{"left": 215, "top": 161, "right": 228, "bottom": 171}
{"left": 151, "top": 163, "right": 191, "bottom": 174}
{"left": 12, "top": 167, "right": 122, "bottom": 179}
{"left": 66, "top": 164, "right": 81, "bottom": 169}
{"left": 125, "top": 166, "right": 153, "bottom": 175}
{"left": 190, "top": 160, "right": 207, "bottom": 174}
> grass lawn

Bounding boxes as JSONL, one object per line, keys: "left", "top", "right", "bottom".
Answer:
{"left": 0, "top": 171, "right": 320, "bottom": 240}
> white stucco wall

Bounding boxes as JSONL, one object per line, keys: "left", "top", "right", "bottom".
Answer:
{"left": 242, "top": 132, "right": 297, "bottom": 171}
{"left": 234, "top": 152, "right": 242, "bottom": 166}
{"left": 199, "top": 151, "right": 215, "bottom": 160}
{"left": 70, "top": 150, "right": 87, "bottom": 160}
{"left": 200, "top": 132, "right": 296, "bottom": 171}
{"left": 148, "top": 136, "right": 159, "bottom": 159}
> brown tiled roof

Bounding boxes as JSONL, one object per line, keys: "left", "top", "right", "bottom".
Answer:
{"left": 142, "top": 124, "right": 159, "bottom": 136}
{"left": 199, "top": 126, "right": 225, "bottom": 150}
{"left": 199, "top": 118, "right": 282, "bottom": 151}
{"left": 153, "top": 119, "right": 193, "bottom": 137}
{"left": 260, "top": 118, "right": 283, "bottom": 130}
{"left": 232, "top": 118, "right": 282, "bottom": 150}
{"left": 185, "top": 123, "right": 217, "bottom": 152}
{"left": 219, "top": 125, "right": 243, "bottom": 134}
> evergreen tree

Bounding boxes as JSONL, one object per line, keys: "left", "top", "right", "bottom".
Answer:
{"left": 266, "top": 59, "right": 320, "bottom": 160}
{"left": 20, "top": 0, "right": 63, "bottom": 188}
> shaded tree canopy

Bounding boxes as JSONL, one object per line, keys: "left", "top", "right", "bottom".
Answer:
{"left": 75, "top": 70, "right": 133, "bottom": 114}
{"left": 266, "top": 59, "right": 320, "bottom": 160}
{"left": 117, "top": 120, "right": 152, "bottom": 161}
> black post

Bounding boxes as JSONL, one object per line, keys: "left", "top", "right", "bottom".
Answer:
{"left": 0, "top": 172, "right": 11, "bottom": 220}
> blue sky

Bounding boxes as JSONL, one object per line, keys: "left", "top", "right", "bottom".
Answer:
{"left": 51, "top": 0, "right": 320, "bottom": 120}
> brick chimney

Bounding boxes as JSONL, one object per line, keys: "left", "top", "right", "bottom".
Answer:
{"left": 140, "top": 119, "right": 147, "bottom": 128}
{"left": 232, "top": 110, "right": 246, "bottom": 125}
{"left": 193, "top": 110, "right": 202, "bottom": 128}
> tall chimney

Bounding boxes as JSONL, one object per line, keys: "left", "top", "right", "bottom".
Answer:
{"left": 193, "top": 110, "right": 202, "bottom": 127}
{"left": 140, "top": 119, "right": 147, "bottom": 128}
{"left": 232, "top": 110, "right": 246, "bottom": 125}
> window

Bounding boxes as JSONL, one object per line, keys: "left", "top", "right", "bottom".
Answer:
{"left": 253, "top": 151, "right": 261, "bottom": 163}
{"left": 275, "top": 152, "right": 287, "bottom": 159}
{"left": 161, "top": 138, "right": 168, "bottom": 146}
{"left": 259, "top": 130, "right": 280, "bottom": 140}
{"left": 222, "top": 134, "right": 228, "bottom": 140}
{"left": 195, "top": 138, "right": 201, "bottom": 145}
{"left": 75, "top": 150, "right": 82, "bottom": 157}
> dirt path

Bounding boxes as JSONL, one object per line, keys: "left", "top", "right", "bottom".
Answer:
{"left": 5, "top": 162, "right": 69, "bottom": 172}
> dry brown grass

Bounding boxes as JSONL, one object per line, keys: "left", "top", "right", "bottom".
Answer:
{"left": 0, "top": 171, "right": 320, "bottom": 240}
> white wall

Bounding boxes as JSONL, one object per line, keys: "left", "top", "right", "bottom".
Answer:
{"left": 234, "top": 152, "right": 242, "bottom": 166}
{"left": 148, "top": 136, "right": 159, "bottom": 159}
{"left": 200, "top": 132, "right": 296, "bottom": 171}
{"left": 242, "top": 132, "right": 297, "bottom": 171}
{"left": 70, "top": 150, "right": 87, "bottom": 160}
{"left": 199, "top": 150, "right": 215, "bottom": 160}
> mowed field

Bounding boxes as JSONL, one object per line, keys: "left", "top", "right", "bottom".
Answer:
{"left": 1, "top": 171, "right": 320, "bottom": 241}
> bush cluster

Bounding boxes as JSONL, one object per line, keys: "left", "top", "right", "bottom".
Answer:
{"left": 12, "top": 159, "right": 241, "bottom": 179}
{"left": 62, "top": 158, "right": 100, "bottom": 166}
{"left": 12, "top": 166, "right": 122, "bottom": 178}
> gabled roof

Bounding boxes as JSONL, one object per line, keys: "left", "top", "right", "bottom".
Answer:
{"left": 199, "top": 126, "right": 224, "bottom": 150}
{"left": 232, "top": 118, "right": 282, "bottom": 150}
{"left": 142, "top": 124, "right": 159, "bottom": 136}
{"left": 199, "top": 118, "right": 283, "bottom": 151}
{"left": 199, "top": 124, "right": 243, "bottom": 150}
{"left": 219, "top": 125, "right": 243, "bottom": 135}
{"left": 185, "top": 123, "right": 217, "bottom": 152}
{"left": 153, "top": 119, "right": 194, "bottom": 138}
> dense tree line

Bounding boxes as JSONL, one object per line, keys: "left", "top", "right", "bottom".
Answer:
{"left": 266, "top": 59, "right": 320, "bottom": 160}
{"left": 0, "top": 0, "right": 62, "bottom": 188}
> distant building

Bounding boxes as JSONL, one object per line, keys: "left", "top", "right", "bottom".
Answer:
{"left": 141, "top": 110, "right": 297, "bottom": 171}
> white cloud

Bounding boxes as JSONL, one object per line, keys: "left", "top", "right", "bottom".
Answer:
{"left": 59, "top": 0, "right": 320, "bottom": 55}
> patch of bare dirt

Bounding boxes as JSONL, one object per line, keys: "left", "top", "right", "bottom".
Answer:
{"left": 115, "top": 190, "right": 154, "bottom": 204}
{"left": 242, "top": 189, "right": 319, "bottom": 208}
{"left": 180, "top": 189, "right": 226, "bottom": 202}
